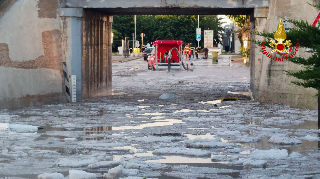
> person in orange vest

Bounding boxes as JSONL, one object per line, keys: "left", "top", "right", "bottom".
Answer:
{"left": 183, "top": 43, "right": 192, "bottom": 60}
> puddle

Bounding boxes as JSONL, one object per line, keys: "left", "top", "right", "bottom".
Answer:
{"left": 219, "top": 105, "right": 231, "bottom": 109}
{"left": 137, "top": 106, "right": 150, "bottom": 109}
{"left": 227, "top": 91, "right": 251, "bottom": 96}
{"left": 146, "top": 155, "right": 213, "bottom": 163}
{"left": 239, "top": 136, "right": 319, "bottom": 155}
{"left": 174, "top": 109, "right": 213, "bottom": 113}
{"left": 139, "top": 112, "right": 165, "bottom": 116}
{"left": 198, "top": 100, "right": 221, "bottom": 105}
{"left": 153, "top": 133, "right": 183, "bottom": 137}
{"left": 112, "top": 119, "right": 184, "bottom": 130}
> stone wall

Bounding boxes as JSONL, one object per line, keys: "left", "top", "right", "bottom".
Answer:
{"left": 0, "top": 0, "right": 66, "bottom": 109}
{"left": 251, "top": 0, "right": 319, "bottom": 109}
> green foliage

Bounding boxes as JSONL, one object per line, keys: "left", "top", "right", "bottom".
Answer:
{"left": 227, "top": 15, "right": 250, "bottom": 58}
{"left": 112, "top": 15, "right": 224, "bottom": 51}
{"left": 226, "top": 15, "right": 249, "bottom": 28}
{"left": 253, "top": 18, "right": 320, "bottom": 95}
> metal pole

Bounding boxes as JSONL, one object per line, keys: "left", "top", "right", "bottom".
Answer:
{"left": 198, "top": 15, "right": 200, "bottom": 48}
{"left": 134, "top": 15, "right": 136, "bottom": 49}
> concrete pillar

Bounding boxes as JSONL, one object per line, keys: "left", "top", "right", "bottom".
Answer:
{"left": 250, "top": 8, "right": 268, "bottom": 100}
{"left": 60, "top": 8, "right": 83, "bottom": 102}
{"left": 106, "top": 16, "right": 113, "bottom": 89}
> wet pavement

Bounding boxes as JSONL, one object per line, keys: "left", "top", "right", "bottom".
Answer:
{"left": 0, "top": 55, "right": 319, "bottom": 179}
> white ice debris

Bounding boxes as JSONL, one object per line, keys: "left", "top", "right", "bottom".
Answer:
{"left": 68, "top": 170, "right": 96, "bottom": 179}
{"left": 249, "top": 149, "right": 288, "bottom": 160}
{"left": 184, "top": 138, "right": 234, "bottom": 148}
{"left": 57, "top": 158, "right": 98, "bottom": 167}
{"left": 216, "top": 130, "right": 241, "bottom": 136}
{"left": 153, "top": 147, "right": 210, "bottom": 157}
{"left": 103, "top": 165, "right": 123, "bottom": 179}
{"left": 122, "top": 160, "right": 165, "bottom": 170}
{"left": 0, "top": 123, "right": 38, "bottom": 133}
{"left": 234, "top": 136, "right": 261, "bottom": 143}
{"left": 122, "top": 169, "right": 139, "bottom": 176}
{"left": 243, "top": 159, "right": 267, "bottom": 168}
{"left": 37, "top": 173, "right": 65, "bottom": 179}
{"left": 87, "top": 161, "right": 120, "bottom": 169}
{"left": 268, "top": 134, "right": 302, "bottom": 144}
{"left": 300, "top": 135, "right": 320, "bottom": 141}
{"left": 288, "top": 152, "right": 304, "bottom": 158}
{"left": 0, "top": 123, "right": 9, "bottom": 130}
{"left": 159, "top": 93, "right": 177, "bottom": 99}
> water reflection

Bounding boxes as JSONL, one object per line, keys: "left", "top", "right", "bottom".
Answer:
{"left": 198, "top": 100, "right": 221, "bottom": 105}
{"left": 82, "top": 126, "right": 112, "bottom": 141}
{"left": 112, "top": 119, "right": 184, "bottom": 130}
{"left": 146, "top": 155, "right": 213, "bottom": 163}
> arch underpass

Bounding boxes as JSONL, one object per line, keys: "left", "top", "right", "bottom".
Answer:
{"left": 59, "top": 0, "right": 269, "bottom": 102}
{"left": 0, "top": 0, "right": 317, "bottom": 109}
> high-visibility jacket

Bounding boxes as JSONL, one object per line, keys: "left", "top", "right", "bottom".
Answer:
{"left": 196, "top": 47, "right": 201, "bottom": 53}
{"left": 184, "top": 46, "right": 191, "bottom": 55}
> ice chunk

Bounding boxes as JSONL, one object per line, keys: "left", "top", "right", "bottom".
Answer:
{"left": 0, "top": 123, "right": 38, "bottom": 133}
{"left": 122, "top": 169, "right": 139, "bottom": 176}
{"left": 268, "top": 134, "right": 302, "bottom": 144}
{"left": 103, "top": 165, "right": 123, "bottom": 179}
{"left": 0, "top": 123, "right": 9, "bottom": 131}
{"left": 159, "top": 93, "right": 177, "bottom": 99}
{"left": 153, "top": 147, "right": 210, "bottom": 157}
{"left": 68, "top": 170, "right": 96, "bottom": 179}
{"left": 300, "top": 135, "right": 320, "bottom": 141}
{"left": 57, "top": 158, "right": 98, "bottom": 167}
{"left": 288, "top": 152, "right": 304, "bottom": 158}
{"left": 216, "top": 130, "right": 241, "bottom": 136}
{"left": 7, "top": 123, "right": 38, "bottom": 133}
{"left": 87, "top": 161, "right": 119, "bottom": 169}
{"left": 249, "top": 149, "right": 288, "bottom": 160}
{"left": 243, "top": 160, "right": 267, "bottom": 168}
{"left": 37, "top": 173, "right": 65, "bottom": 179}
{"left": 122, "top": 160, "right": 165, "bottom": 170}
{"left": 185, "top": 138, "right": 234, "bottom": 148}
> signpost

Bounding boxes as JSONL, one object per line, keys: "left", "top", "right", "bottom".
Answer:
{"left": 204, "top": 30, "right": 214, "bottom": 48}
{"left": 196, "top": 28, "right": 201, "bottom": 47}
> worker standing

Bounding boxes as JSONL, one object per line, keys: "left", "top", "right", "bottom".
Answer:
{"left": 195, "top": 46, "right": 201, "bottom": 59}
{"left": 183, "top": 43, "right": 192, "bottom": 60}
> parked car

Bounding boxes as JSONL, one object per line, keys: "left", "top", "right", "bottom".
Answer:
{"left": 143, "top": 47, "right": 154, "bottom": 61}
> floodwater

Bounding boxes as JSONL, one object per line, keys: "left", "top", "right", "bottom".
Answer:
{"left": 1, "top": 56, "right": 319, "bottom": 178}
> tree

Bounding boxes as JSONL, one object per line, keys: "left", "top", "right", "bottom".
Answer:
{"left": 112, "top": 15, "right": 224, "bottom": 51}
{"left": 227, "top": 15, "right": 250, "bottom": 57}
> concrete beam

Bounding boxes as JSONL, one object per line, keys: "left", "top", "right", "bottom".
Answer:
{"left": 254, "top": 7, "right": 269, "bottom": 18}
{"left": 64, "top": 0, "right": 269, "bottom": 9}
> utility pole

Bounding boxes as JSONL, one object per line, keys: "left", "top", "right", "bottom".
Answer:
{"left": 141, "top": 33, "right": 144, "bottom": 52}
{"left": 134, "top": 15, "right": 136, "bottom": 49}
